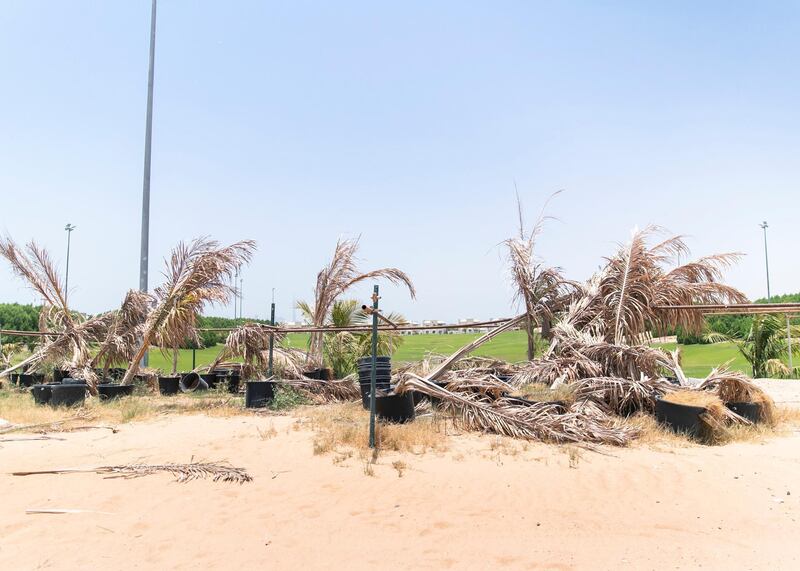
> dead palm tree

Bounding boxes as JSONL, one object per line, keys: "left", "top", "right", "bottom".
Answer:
{"left": 0, "top": 237, "right": 110, "bottom": 391}
{"left": 120, "top": 238, "right": 256, "bottom": 386}
{"left": 297, "top": 237, "right": 415, "bottom": 367}
{"left": 505, "top": 193, "right": 574, "bottom": 360}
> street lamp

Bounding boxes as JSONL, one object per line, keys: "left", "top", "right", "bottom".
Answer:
{"left": 760, "top": 221, "right": 793, "bottom": 373}
{"left": 64, "top": 224, "right": 76, "bottom": 305}
{"left": 760, "top": 221, "right": 770, "bottom": 301}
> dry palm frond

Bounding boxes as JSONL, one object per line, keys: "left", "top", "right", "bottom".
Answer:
{"left": 512, "top": 356, "right": 603, "bottom": 387}
{"left": 0, "top": 238, "right": 111, "bottom": 386}
{"left": 279, "top": 375, "right": 361, "bottom": 402}
{"left": 298, "top": 237, "right": 415, "bottom": 367}
{"left": 699, "top": 366, "right": 776, "bottom": 425}
{"left": 571, "top": 376, "right": 674, "bottom": 415}
{"left": 207, "top": 323, "right": 286, "bottom": 378}
{"left": 12, "top": 461, "right": 252, "bottom": 484}
{"left": 91, "top": 290, "right": 152, "bottom": 374}
{"left": 395, "top": 374, "right": 637, "bottom": 446}
{"left": 121, "top": 238, "right": 256, "bottom": 385}
{"left": 425, "top": 314, "right": 527, "bottom": 382}
{"left": 504, "top": 192, "right": 576, "bottom": 359}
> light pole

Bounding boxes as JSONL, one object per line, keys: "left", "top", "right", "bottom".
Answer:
{"left": 760, "top": 221, "right": 770, "bottom": 301}
{"left": 139, "top": 0, "right": 157, "bottom": 367}
{"left": 64, "top": 224, "right": 76, "bottom": 305}
{"left": 760, "top": 221, "right": 793, "bottom": 373}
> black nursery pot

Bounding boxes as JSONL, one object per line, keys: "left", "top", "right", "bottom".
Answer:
{"left": 49, "top": 384, "right": 86, "bottom": 407}
{"left": 97, "top": 384, "right": 134, "bottom": 400}
{"left": 359, "top": 380, "right": 391, "bottom": 409}
{"left": 31, "top": 384, "right": 54, "bottom": 405}
{"left": 303, "top": 368, "right": 333, "bottom": 381}
{"left": 158, "top": 376, "right": 181, "bottom": 396}
{"left": 53, "top": 368, "right": 70, "bottom": 384}
{"left": 357, "top": 356, "right": 391, "bottom": 366}
{"left": 375, "top": 391, "right": 416, "bottom": 424}
{"left": 655, "top": 399, "right": 706, "bottom": 437}
{"left": 226, "top": 374, "right": 241, "bottom": 394}
{"left": 200, "top": 373, "right": 218, "bottom": 388}
{"left": 245, "top": 381, "right": 275, "bottom": 408}
{"left": 179, "top": 372, "right": 209, "bottom": 393}
{"left": 61, "top": 378, "right": 87, "bottom": 386}
{"left": 19, "top": 374, "right": 37, "bottom": 387}
{"left": 726, "top": 401, "right": 763, "bottom": 423}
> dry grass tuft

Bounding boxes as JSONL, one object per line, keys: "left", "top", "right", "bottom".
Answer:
{"left": 305, "top": 402, "right": 448, "bottom": 456}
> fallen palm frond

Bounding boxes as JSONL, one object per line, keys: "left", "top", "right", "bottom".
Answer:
{"left": 425, "top": 314, "right": 527, "bottom": 382}
{"left": 207, "top": 323, "right": 286, "bottom": 378}
{"left": 395, "top": 374, "right": 637, "bottom": 446}
{"left": 512, "top": 356, "right": 602, "bottom": 387}
{"left": 121, "top": 238, "right": 256, "bottom": 385}
{"left": 91, "top": 290, "right": 152, "bottom": 375}
{"left": 298, "top": 237, "right": 415, "bottom": 367}
{"left": 12, "top": 461, "right": 252, "bottom": 484}
{"left": 699, "top": 366, "right": 776, "bottom": 425}
{"left": 571, "top": 376, "right": 674, "bottom": 415}
{"left": 279, "top": 375, "right": 361, "bottom": 403}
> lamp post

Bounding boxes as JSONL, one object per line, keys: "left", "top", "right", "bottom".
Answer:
{"left": 760, "top": 221, "right": 770, "bottom": 301}
{"left": 139, "top": 0, "right": 157, "bottom": 367}
{"left": 64, "top": 224, "right": 76, "bottom": 305}
{"left": 760, "top": 221, "right": 793, "bottom": 373}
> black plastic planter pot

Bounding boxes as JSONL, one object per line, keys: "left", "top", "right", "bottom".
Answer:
{"left": 50, "top": 384, "right": 86, "bottom": 407}
{"left": 158, "top": 376, "right": 181, "bottom": 395}
{"left": 61, "top": 378, "right": 87, "bottom": 386}
{"left": 245, "top": 381, "right": 275, "bottom": 408}
{"left": 31, "top": 384, "right": 54, "bottom": 405}
{"left": 53, "top": 369, "right": 70, "bottom": 384}
{"left": 358, "top": 356, "right": 391, "bottom": 366}
{"left": 10, "top": 373, "right": 20, "bottom": 385}
{"left": 19, "top": 374, "right": 41, "bottom": 387}
{"left": 359, "top": 381, "right": 391, "bottom": 409}
{"left": 179, "top": 372, "right": 209, "bottom": 393}
{"left": 97, "top": 384, "right": 134, "bottom": 400}
{"left": 226, "top": 374, "right": 241, "bottom": 394}
{"left": 655, "top": 399, "right": 706, "bottom": 437}
{"left": 375, "top": 392, "right": 416, "bottom": 423}
{"left": 200, "top": 373, "right": 219, "bottom": 389}
{"left": 726, "top": 401, "right": 763, "bottom": 423}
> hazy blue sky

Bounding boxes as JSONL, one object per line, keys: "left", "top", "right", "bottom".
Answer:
{"left": 1, "top": 1, "right": 798, "bottom": 323}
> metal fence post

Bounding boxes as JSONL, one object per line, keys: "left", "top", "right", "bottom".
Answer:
{"left": 268, "top": 302, "right": 276, "bottom": 377}
{"left": 369, "top": 285, "right": 379, "bottom": 449}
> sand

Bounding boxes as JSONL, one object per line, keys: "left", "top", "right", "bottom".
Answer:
{"left": 1, "top": 405, "right": 799, "bottom": 570}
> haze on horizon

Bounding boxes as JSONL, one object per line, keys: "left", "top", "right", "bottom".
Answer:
{"left": 1, "top": 1, "right": 797, "bottom": 323}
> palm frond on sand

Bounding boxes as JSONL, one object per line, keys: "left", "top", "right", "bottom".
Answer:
{"left": 279, "top": 375, "right": 361, "bottom": 402}
{"left": 571, "top": 376, "right": 674, "bottom": 415}
{"left": 12, "top": 461, "right": 252, "bottom": 484}
{"left": 298, "top": 237, "right": 415, "bottom": 366}
{"left": 395, "top": 374, "right": 637, "bottom": 446}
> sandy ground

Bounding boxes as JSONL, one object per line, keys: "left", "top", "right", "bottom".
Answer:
{"left": 1, "top": 399, "right": 800, "bottom": 570}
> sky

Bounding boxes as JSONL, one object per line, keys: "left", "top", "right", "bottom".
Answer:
{"left": 1, "top": 1, "right": 798, "bottom": 323}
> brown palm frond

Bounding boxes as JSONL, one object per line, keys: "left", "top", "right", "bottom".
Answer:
{"left": 512, "top": 356, "right": 603, "bottom": 387}
{"left": 279, "top": 375, "right": 361, "bottom": 402}
{"left": 699, "top": 366, "right": 775, "bottom": 424}
{"left": 395, "top": 374, "right": 637, "bottom": 446}
{"left": 121, "top": 238, "right": 256, "bottom": 385}
{"left": 12, "top": 461, "right": 252, "bottom": 484}
{"left": 91, "top": 290, "right": 152, "bottom": 373}
{"left": 207, "top": 323, "right": 286, "bottom": 378}
{"left": 571, "top": 376, "right": 674, "bottom": 415}
{"left": 298, "top": 237, "right": 415, "bottom": 366}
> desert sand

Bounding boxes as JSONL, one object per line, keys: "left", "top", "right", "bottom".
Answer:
{"left": 1, "top": 397, "right": 799, "bottom": 571}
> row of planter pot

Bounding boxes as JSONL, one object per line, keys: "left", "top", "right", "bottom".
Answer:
{"left": 31, "top": 380, "right": 135, "bottom": 407}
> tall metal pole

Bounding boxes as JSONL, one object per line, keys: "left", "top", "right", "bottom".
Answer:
{"left": 139, "top": 0, "right": 157, "bottom": 367}
{"left": 239, "top": 277, "right": 244, "bottom": 318}
{"left": 369, "top": 285, "right": 379, "bottom": 449}
{"left": 233, "top": 266, "right": 239, "bottom": 319}
{"left": 760, "top": 221, "right": 770, "bottom": 302}
{"left": 64, "top": 224, "right": 75, "bottom": 306}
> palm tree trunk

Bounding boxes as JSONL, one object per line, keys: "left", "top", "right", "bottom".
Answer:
{"left": 171, "top": 348, "right": 178, "bottom": 375}
{"left": 121, "top": 333, "right": 153, "bottom": 385}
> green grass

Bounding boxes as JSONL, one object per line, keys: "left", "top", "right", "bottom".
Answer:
{"left": 10, "top": 331, "right": 762, "bottom": 379}
{"left": 654, "top": 341, "right": 752, "bottom": 378}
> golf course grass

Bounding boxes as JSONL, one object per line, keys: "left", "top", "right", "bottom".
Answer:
{"left": 144, "top": 331, "right": 759, "bottom": 378}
